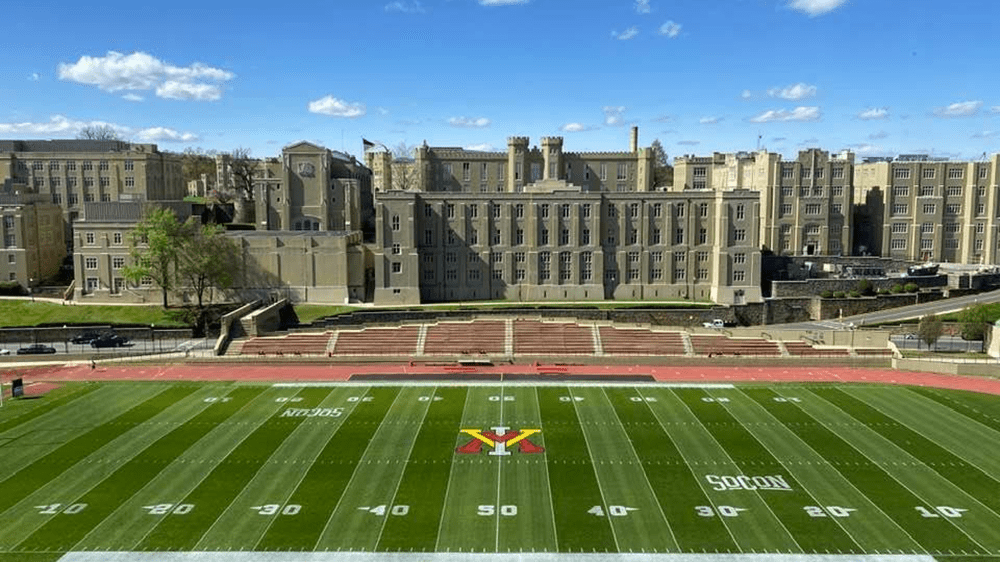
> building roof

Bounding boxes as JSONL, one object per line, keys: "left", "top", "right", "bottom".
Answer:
{"left": 0, "top": 139, "right": 153, "bottom": 154}
{"left": 81, "top": 201, "right": 193, "bottom": 223}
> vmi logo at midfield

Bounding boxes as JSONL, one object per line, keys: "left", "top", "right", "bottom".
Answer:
{"left": 457, "top": 426, "right": 544, "bottom": 455}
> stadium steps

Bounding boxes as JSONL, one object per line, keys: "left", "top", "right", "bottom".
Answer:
{"left": 422, "top": 320, "right": 505, "bottom": 355}
{"left": 504, "top": 318, "right": 514, "bottom": 356}
{"left": 775, "top": 340, "right": 791, "bottom": 357}
{"left": 326, "top": 331, "right": 339, "bottom": 354}
{"left": 225, "top": 338, "right": 247, "bottom": 357}
{"left": 591, "top": 325, "right": 604, "bottom": 356}
{"left": 416, "top": 324, "right": 428, "bottom": 355}
{"left": 681, "top": 331, "right": 695, "bottom": 356}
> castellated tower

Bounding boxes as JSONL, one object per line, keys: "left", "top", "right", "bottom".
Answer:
{"left": 506, "top": 136, "right": 529, "bottom": 192}
{"left": 541, "top": 136, "right": 564, "bottom": 180}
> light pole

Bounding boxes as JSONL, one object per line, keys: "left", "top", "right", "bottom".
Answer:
{"left": 63, "top": 325, "right": 68, "bottom": 354}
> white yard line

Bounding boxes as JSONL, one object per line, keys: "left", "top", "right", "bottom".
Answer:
{"left": 600, "top": 387, "right": 679, "bottom": 552}
{"left": 243, "top": 386, "right": 367, "bottom": 552}
{"left": 495, "top": 386, "right": 504, "bottom": 553}
{"left": 371, "top": 387, "right": 438, "bottom": 551}
{"left": 637, "top": 387, "right": 742, "bottom": 553}
{"left": 710, "top": 388, "right": 864, "bottom": 554}
{"left": 113, "top": 386, "right": 290, "bottom": 552}
{"left": 569, "top": 386, "right": 621, "bottom": 553}
{"left": 667, "top": 387, "right": 803, "bottom": 553}
{"left": 745, "top": 387, "right": 924, "bottom": 554}
{"left": 802, "top": 388, "right": 992, "bottom": 555}
{"left": 432, "top": 387, "right": 474, "bottom": 552}
{"left": 311, "top": 388, "right": 409, "bottom": 551}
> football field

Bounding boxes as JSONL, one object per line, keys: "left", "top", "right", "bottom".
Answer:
{"left": 1, "top": 380, "right": 999, "bottom": 562}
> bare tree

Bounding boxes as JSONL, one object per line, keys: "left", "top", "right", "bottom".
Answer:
{"left": 391, "top": 142, "right": 418, "bottom": 191}
{"left": 77, "top": 125, "right": 123, "bottom": 141}
{"left": 650, "top": 139, "right": 672, "bottom": 187}
{"left": 180, "top": 147, "right": 218, "bottom": 186}
{"left": 228, "top": 147, "right": 257, "bottom": 223}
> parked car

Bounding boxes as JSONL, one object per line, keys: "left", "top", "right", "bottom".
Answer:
{"left": 90, "top": 334, "right": 131, "bottom": 348}
{"left": 71, "top": 331, "right": 103, "bottom": 345}
{"left": 702, "top": 319, "right": 725, "bottom": 329}
{"left": 17, "top": 344, "right": 57, "bottom": 355}
{"left": 0, "top": 348, "right": 10, "bottom": 355}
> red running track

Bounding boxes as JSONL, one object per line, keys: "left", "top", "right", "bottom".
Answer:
{"left": 7, "top": 363, "right": 1000, "bottom": 396}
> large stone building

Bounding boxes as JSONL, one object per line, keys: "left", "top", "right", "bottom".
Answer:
{"left": 0, "top": 139, "right": 184, "bottom": 249}
{"left": 0, "top": 193, "right": 65, "bottom": 288}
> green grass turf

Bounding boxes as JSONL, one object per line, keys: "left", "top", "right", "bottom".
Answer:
{"left": 0, "top": 300, "right": 185, "bottom": 328}
{"left": 0, "top": 381, "right": 999, "bottom": 560}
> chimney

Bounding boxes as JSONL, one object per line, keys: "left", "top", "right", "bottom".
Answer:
{"left": 630, "top": 126, "right": 639, "bottom": 153}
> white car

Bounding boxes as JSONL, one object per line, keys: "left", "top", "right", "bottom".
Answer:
{"left": 0, "top": 349, "right": 10, "bottom": 355}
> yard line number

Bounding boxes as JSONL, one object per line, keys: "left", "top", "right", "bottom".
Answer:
{"left": 916, "top": 506, "right": 967, "bottom": 518}
{"left": 252, "top": 504, "right": 301, "bottom": 516}
{"left": 35, "top": 503, "right": 87, "bottom": 515}
{"left": 143, "top": 503, "right": 194, "bottom": 515}
{"left": 358, "top": 504, "right": 409, "bottom": 516}
{"left": 588, "top": 505, "right": 638, "bottom": 517}
{"left": 696, "top": 505, "right": 746, "bottom": 517}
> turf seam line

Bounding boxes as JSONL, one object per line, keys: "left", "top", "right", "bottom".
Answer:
{"left": 431, "top": 385, "right": 474, "bottom": 552}
{"left": 569, "top": 386, "right": 622, "bottom": 553}
{"left": 534, "top": 387, "right": 562, "bottom": 553}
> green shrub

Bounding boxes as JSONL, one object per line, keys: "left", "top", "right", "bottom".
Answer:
{"left": 0, "top": 281, "right": 26, "bottom": 296}
{"left": 833, "top": 291, "right": 846, "bottom": 298}
{"left": 849, "top": 290, "right": 861, "bottom": 298}
{"left": 820, "top": 290, "right": 833, "bottom": 298}
{"left": 890, "top": 284, "right": 904, "bottom": 294}
{"left": 854, "top": 279, "right": 876, "bottom": 296}
{"left": 904, "top": 283, "right": 919, "bottom": 293}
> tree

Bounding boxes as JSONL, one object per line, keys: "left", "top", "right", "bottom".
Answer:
{"left": 180, "top": 147, "right": 218, "bottom": 186}
{"left": 650, "top": 139, "right": 671, "bottom": 187}
{"left": 228, "top": 147, "right": 257, "bottom": 223}
{"left": 917, "top": 313, "right": 944, "bottom": 351}
{"left": 121, "top": 207, "right": 193, "bottom": 308}
{"left": 177, "top": 224, "right": 238, "bottom": 310}
{"left": 391, "top": 142, "right": 418, "bottom": 191}
{"left": 959, "top": 304, "right": 990, "bottom": 341}
{"left": 77, "top": 125, "right": 123, "bottom": 141}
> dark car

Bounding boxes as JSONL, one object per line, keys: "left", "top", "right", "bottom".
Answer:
{"left": 17, "top": 343, "right": 57, "bottom": 355}
{"left": 71, "top": 331, "right": 103, "bottom": 345}
{"left": 90, "top": 334, "right": 131, "bottom": 348}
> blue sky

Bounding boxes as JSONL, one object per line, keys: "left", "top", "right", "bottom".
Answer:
{"left": 3, "top": 0, "right": 999, "bottom": 161}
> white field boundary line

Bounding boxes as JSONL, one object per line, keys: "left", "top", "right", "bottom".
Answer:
{"left": 271, "top": 382, "right": 736, "bottom": 389}
{"left": 110, "top": 386, "right": 293, "bottom": 553}
{"left": 749, "top": 387, "right": 925, "bottom": 554}
{"left": 600, "top": 387, "right": 680, "bottom": 552}
{"left": 843, "top": 387, "right": 1000, "bottom": 535}
{"left": 1, "top": 385, "right": 220, "bottom": 551}
{"left": 432, "top": 386, "right": 475, "bottom": 553}
{"left": 710, "top": 388, "right": 865, "bottom": 554}
{"left": 800, "top": 388, "right": 992, "bottom": 555}
{"left": 56, "top": 550, "right": 941, "bottom": 561}
{"left": 637, "top": 387, "right": 743, "bottom": 553}
{"left": 371, "top": 386, "right": 438, "bottom": 552}
{"left": 667, "top": 387, "right": 804, "bottom": 554}
{"left": 311, "top": 387, "right": 408, "bottom": 551}
{"left": 64, "top": 385, "right": 271, "bottom": 552}
{"left": 569, "top": 386, "right": 621, "bottom": 553}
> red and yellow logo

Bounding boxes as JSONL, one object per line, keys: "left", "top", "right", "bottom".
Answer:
{"left": 457, "top": 426, "right": 544, "bottom": 455}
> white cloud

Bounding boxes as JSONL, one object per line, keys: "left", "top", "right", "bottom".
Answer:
{"left": 972, "top": 131, "right": 996, "bottom": 139}
{"left": 857, "top": 107, "right": 889, "bottom": 120}
{"left": 749, "top": 106, "right": 821, "bottom": 123}
{"left": 992, "top": 106, "right": 1000, "bottom": 113}
{"left": 699, "top": 116, "right": 722, "bottom": 125}
{"left": 28, "top": 73, "right": 39, "bottom": 81}
{"left": 385, "top": 1, "right": 425, "bottom": 12}
{"left": 868, "top": 130, "right": 889, "bottom": 140}
{"left": 788, "top": 0, "right": 848, "bottom": 16}
{"left": 560, "top": 122, "right": 591, "bottom": 132}
{"left": 658, "top": 21, "right": 681, "bottom": 38}
{"left": 934, "top": 100, "right": 982, "bottom": 117}
{"left": 464, "top": 143, "right": 496, "bottom": 151}
{"left": 0, "top": 114, "right": 197, "bottom": 143}
{"left": 768, "top": 83, "right": 817, "bottom": 101}
{"left": 651, "top": 115, "right": 672, "bottom": 123}
{"left": 740, "top": 90, "right": 752, "bottom": 100}
{"left": 603, "top": 106, "right": 626, "bottom": 126}
{"left": 677, "top": 140, "right": 700, "bottom": 146}
{"left": 850, "top": 143, "right": 884, "bottom": 156}
{"left": 448, "top": 116, "right": 491, "bottom": 128}
{"left": 612, "top": 27, "right": 639, "bottom": 40}
{"left": 635, "top": 0, "right": 650, "bottom": 13}
{"left": 57, "top": 51, "right": 234, "bottom": 101}
{"left": 478, "top": 0, "right": 528, "bottom": 5}
{"left": 308, "top": 95, "right": 366, "bottom": 118}
{"left": 122, "top": 93, "right": 144, "bottom": 102}
{"left": 155, "top": 80, "right": 222, "bottom": 101}
{"left": 134, "top": 127, "right": 199, "bottom": 143}
{"left": 771, "top": 137, "right": 787, "bottom": 142}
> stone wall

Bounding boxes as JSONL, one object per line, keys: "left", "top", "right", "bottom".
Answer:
{"left": 241, "top": 298, "right": 288, "bottom": 337}
{"left": 771, "top": 275, "right": 946, "bottom": 298}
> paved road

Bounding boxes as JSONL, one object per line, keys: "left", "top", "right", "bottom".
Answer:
{"left": 776, "top": 287, "right": 1000, "bottom": 332}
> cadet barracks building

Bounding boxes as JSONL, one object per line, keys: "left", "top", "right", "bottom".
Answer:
{"left": 14, "top": 129, "right": 1000, "bottom": 307}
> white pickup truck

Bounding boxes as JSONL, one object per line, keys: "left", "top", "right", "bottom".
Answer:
{"left": 702, "top": 319, "right": 725, "bottom": 329}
